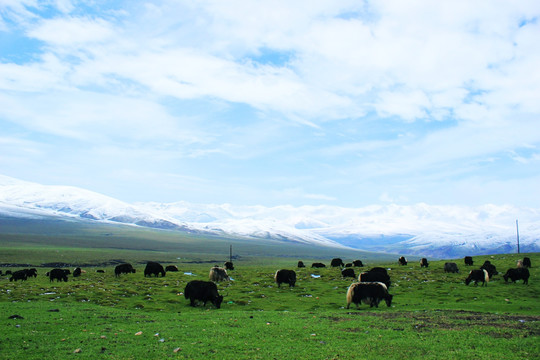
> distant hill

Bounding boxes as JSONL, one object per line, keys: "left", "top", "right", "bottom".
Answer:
{"left": 1, "top": 174, "right": 539, "bottom": 258}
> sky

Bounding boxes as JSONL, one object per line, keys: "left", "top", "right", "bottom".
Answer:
{"left": 0, "top": 0, "right": 539, "bottom": 208}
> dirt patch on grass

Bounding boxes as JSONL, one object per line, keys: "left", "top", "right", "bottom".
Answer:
{"left": 333, "top": 310, "right": 540, "bottom": 337}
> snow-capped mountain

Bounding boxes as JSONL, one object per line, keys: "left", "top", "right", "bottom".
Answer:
{"left": 1, "top": 174, "right": 539, "bottom": 258}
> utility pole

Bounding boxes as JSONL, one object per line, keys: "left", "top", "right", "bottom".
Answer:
{"left": 230, "top": 244, "right": 232, "bottom": 263}
{"left": 516, "top": 219, "right": 520, "bottom": 254}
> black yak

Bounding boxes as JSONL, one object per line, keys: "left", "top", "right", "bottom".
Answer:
{"left": 503, "top": 268, "right": 530, "bottom": 284}
{"left": 420, "top": 258, "right": 429, "bottom": 268}
{"left": 480, "top": 261, "right": 497, "bottom": 278}
{"left": 523, "top": 257, "right": 532, "bottom": 268}
{"left": 24, "top": 268, "right": 37, "bottom": 278}
{"left": 115, "top": 263, "right": 136, "bottom": 277}
{"left": 73, "top": 267, "right": 82, "bottom": 277}
{"left": 465, "top": 269, "right": 489, "bottom": 286}
{"left": 165, "top": 265, "right": 179, "bottom": 272}
{"left": 274, "top": 269, "right": 297, "bottom": 288}
{"left": 346, "top": 282, "right": 393, "bottom": 309}
{"left": 464, "top": 256, "right": 474, "bottom": 266}
{"left": 184, "top": 280, "right": 223, "bottom": 308}
{"left": 9, "top": 270, "right": 27, "bottom": 282}
{"left": 297, "top": 261, "right": 305, "bottom": 268}
{"left": 341, "top": 268, "right": 356, "bottom": 278}
{"left": 224, "top": 261, "right": 234, "bottom": 270}
{"left": 209, "top": 266, "right": 229, "bottom": 282}
{"left": 444, "top": 262, "right": 459, "bottom": 273}
{"left": 311, "top": 262, "right": 326, "bottom": 268}
{"left": 331, "top": 258, "right": 344, "bottom": 267}
{"left": 358, "top": 267, "right": 391, "bottom": 288}
{"left": 352, "top": 260, "right": 364, "bottom": 267}
{"left": 144, "top": 262, "right": 166, "bottom": 277}
{"left": 49, "top": 268, "right": 69, "bottom": 282}
{"left": 398, "top": 256, "right": 407, "bottom": 266}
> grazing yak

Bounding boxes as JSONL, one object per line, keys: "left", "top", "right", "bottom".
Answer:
{"left": 49, "top": 268, "right": 69, "bottom": 282}
{"left": 353, "top": 260, "right": 364, "bottom": 267}
{"left": 224, "top": 262, "right": 234, "bottom": 270}
{"left": 464, "top": 256, "right": 474, "bottom": 266}
{"left": 24, "top": 268, "right": 37, "bottom": 278}
{"left": 398, "top": 256, "right": 407, "bottom": 266}
{"left": 274, "top": 269, "right": 297, "bottom": 288}
{"left": 9, "top": 270, "right": 28, "bottom": 282}
{"left": 96, "top": 269, "right": 105, "bottom": 273}
{"left": 346, "top": 282, "right": 393, "bottom": 309}
{"left": 73, "top": 267, "right": 82, "bottom": 277}
{"left": 209, "top": 266, "right": 229, "bottom": 282}
{"left": 115, "top": 263, "right": 136, "bottom": 277}
{"left": 444, "top": 262, "right": 459, "bottom": 273}
{"left": 145, "top": 262, "right": 166, "bottom": 277}
{"left": 420, "top": 258, "right": 429, "bottom": 268}
{"left": 480, "top": 261, "right": 498, "bottom": 279}
{"left": 503, "top": 268, "right": 530, "bottom": 284}
{"left": 165, "top": 265, "right": 179, "bottom": 272}
{"left": 297, "top": 261, "right": 305, "bottom": 268}
{"left": 331, "top": 258, "right": 344, "bottom": 268}
{"left": 184, "top": 280, "right": 223, "bottom": 308}
{"left": 523, "top": 257, "right": 532, "bottom": 268}
{"left": 358, "top": 267, "right": 391, "bottom": 288}
{"left": 465, "top": 269, "right": 489, "bottom": 286}
{"left": 341, "top": 268, "right": 356, "bottom": 278}
{"left": 311, "top": 262, "right": 326, "bottom": 268}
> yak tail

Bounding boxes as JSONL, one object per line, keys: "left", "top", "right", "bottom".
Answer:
{"left": 346, "top": 284, "right": 355, "bottom": 308}
{"left": 483, "top": 269, "right": 489, "bottom": 283}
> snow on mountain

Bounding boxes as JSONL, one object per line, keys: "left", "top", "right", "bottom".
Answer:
{"left": 1, "top": 174, "right": 539, "bottom": 257}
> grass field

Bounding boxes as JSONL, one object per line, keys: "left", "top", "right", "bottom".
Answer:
{"left": 1, "top": 250, "right": 539, "bottom": 359}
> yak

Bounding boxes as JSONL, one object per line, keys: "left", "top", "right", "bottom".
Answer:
{"left": 274, "top": 269, "right": 297, "bottom": 288}
{"left": 24, "top": 268, "right": 37, "bottom": 278}
{"left": 115, "top": 263, "right": 136, "bottom": 277}
{"left": 209, "top": 266, "right": 229, "bottom": 282}
{"left": 341, "top": 268, "right": 356, "bottom": 278}
{"left": 144, "top": 262, "right": 166, "bottom": 277}
{"left": 9, "top": 270, "right": 28, "bottom": 282}
{"left": 420, "top": 258, "right": 429, "bottom": 268}
{"left": 49, "top": 268, "right": 69, "bottom": 282}
{"left": 346, "top": 282, "right": 393, "bottom": 309}
{"left": 165, "top": 265, "right": 179, "bottom": 272}
{"left": 480, "top": 261, "right": 498, "bottom": 279}
{"left": 224, "top": 262, "right": 234, "bottom": 270}
{"left": 444, "top": 262, "right": 459, "bottom": 273}
{"left": 398, "top": 256, "right": 407, "bottom": 266}
{"left": 331, "top": 258, "right": 344, "bottom": 267}
{"left": 523, "top": 257, "right": 532, "bottom": 268}
{"left": 297, "top": 261, "right": 305, "bottom": 268}
{"left": 353, "top": 260, "right": 364, "bottom": 267}
{"left": 465, "top": 269, "right": 489, "bottom": 286}
{"left": 73, "top": 267, "right": 82, "bottom": 277}
{"left": 464, "top": 256, "right": 474, "bottom": 266}
{"left": 184, "top": 280, "right": 223, "bottom": 309}
{"left": 311, "top": 262, "right": 326, "bottom": 268}
{"left": 503, "top": 268, "right": 530, "bottom": 284}
{"left": 359, "top": 267, "right": 391, "bottom": 288}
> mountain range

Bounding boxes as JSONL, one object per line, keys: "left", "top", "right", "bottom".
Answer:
{"left": 0, "top": 174, "right": 538, "bottom": 258}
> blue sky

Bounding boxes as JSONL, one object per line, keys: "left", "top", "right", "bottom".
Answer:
{"left": 0, "top": 0, "right": 539, "bottom": 207}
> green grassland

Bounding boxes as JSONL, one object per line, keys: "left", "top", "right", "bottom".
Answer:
{"left": 1, "top": 250, "right": 539, "bottom": 360}
{"left": 0, "top": 218, "right": 539, "bottom": 359}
